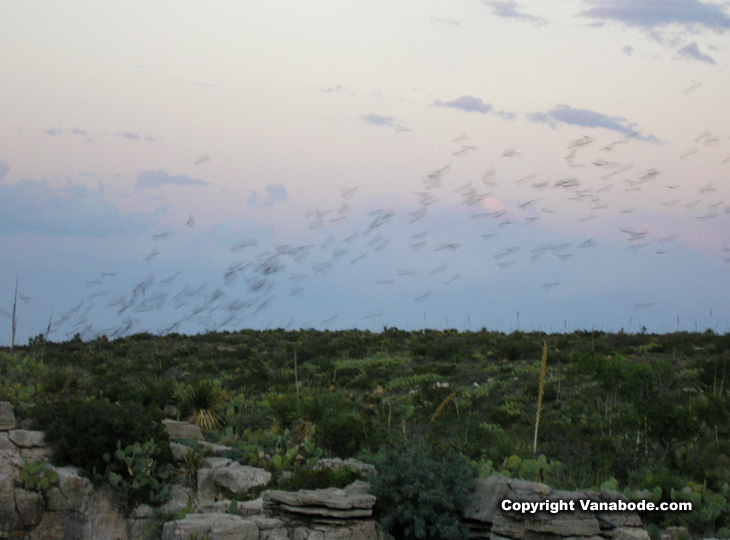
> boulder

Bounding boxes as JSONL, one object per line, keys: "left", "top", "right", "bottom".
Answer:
{"left": 197, "top": 457, "right": 271, "bottom": 506}
{"left": 214, "top": 462, "right": 272, "bottom": 497}
{"left": 163, "top": 419, "right": 205, "bottom": 441}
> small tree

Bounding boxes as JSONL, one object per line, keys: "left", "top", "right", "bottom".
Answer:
{"left": 371, "top": 442, "right": 475, "bottom": 540}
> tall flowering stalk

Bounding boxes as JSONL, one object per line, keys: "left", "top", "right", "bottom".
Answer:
{"left": 533, "top": 340, "right": 547, "bottom": 455}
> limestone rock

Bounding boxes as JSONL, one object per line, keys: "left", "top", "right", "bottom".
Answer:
{"left": 663, "top": 527, "right": 690, "bottom": 540}
{"left": 0, "top": 401, "right": 17, "bottom": 430}
{"left": 234, "top": 497, "right": 265, "bottom": 516}
{"left": 163, "top": 419, "right": 205, "bottom": 441}
{"left": 289, "top": 522, "right": 380, "bottom": 540}
{"left": 613, "top": 527, "right": 652, "bottom": 540}
{"left": 462, "top": 475, "right": 650, "bottom": 540}
{"left": 46, "top": 466, "right": 94, "bottom": 513}
{"left": 8, "top": 428, "right": 45, "bottom": 447}
{"left": 263, "top": 481, "right": 376, "bottom": 521}
{"left": 0, "top": 431, "right": 15, "bottom": 449}
{"left": 197, "top": 458, "right": 271, "bottom": 506}
{"left": 20, "top": 445, "right": 54, "bottom": 461}
{"left": 314, "top": 458, "right": 376, "bottom": 477}
{"left": 214, "top": 462, "right": 272, "bottom": 497}
{"left": 161, "top": 512, "right": 259, "bottom": 540}
{"left": 158, "top": 483, "right": 195, "bottom": 515}
{"left": 15, "top": 489, "right": 45, "bottom": 528}
{"left": 171, "top": 440, "right": 231, "bottom": 462}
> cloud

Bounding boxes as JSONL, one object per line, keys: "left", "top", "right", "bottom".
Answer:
{"left": 321, "top": 85, "right": 355, "bottom": 96}
{"left": 361, "top": 114, "right": 395, "bottom": 126}
{"left": 0, "top": 160, "right": 8, "bottom": 182}
{"left": 136, "top": 170, "right": 208, "bottom": 188}
{"left": 528, "top": 105, "right": 658, "bottom": 141}
{"left": 432, "top": 95, "right": 493, "bottom": 114}
{"left": 526, "top": 111, "right": 552, "bottom": 124}
{"left": 494, "top": 110, "right": 517, "bottom": 121}
{"left": 0, "top": 177, "right": 153, "bottom": 237}
{"left": 579, "top": 0, "right": 730, "bottom": 32}
{"left": 248, "top": 183, "right": 288, "bottom": 207}
{"left": 678, "top": 42, "right": 716, "bottom": 64}
{"left": 43, "top": 128, "right": 93, "bottom": 142}
{"left": 116, "top": 131, "right": 140, "bottom": 141}
{"left": 482, "top": 1, "right": 546, "bottom": 23}
{"left": 430, "top": 17, "right": 462, "bottom": 28}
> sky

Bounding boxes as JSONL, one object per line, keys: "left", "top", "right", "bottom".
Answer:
{"left": 1, "top": 0, "right": 730, "bottom": 345}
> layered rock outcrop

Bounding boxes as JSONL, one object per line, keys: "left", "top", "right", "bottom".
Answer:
{"left": 463, "top": 475, "right": 650, "bottom": 540}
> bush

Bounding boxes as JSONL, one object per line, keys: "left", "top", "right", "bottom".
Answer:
{"left": 100, "top": 439, "right": 172, "bottom": 509}
{"left": 19, "top": 460, "right": 59, "bottom": 492}
{"left": 279, "top": 465, "right": 364, "bottom": 491}
{"left": 31, "top": 397, "right": 172, "bottom": 479}
{"left": 316, "top": 412, "right": 371, "bottom": 458}
{"left": 370, "top": 442, "right": 475, "bottom": 540}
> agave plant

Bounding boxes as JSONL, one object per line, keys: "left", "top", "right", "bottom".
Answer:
{"left": 186, "top": 379, "right": 222, "bottom": 431}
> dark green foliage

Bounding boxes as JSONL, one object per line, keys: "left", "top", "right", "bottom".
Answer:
{"left": 279, "top": 465, "right": 364, "bottom": 491}
{"left": 126, "top": 375, "right": 176, "bottom": 409}
{"left": 316, "top": 412, "right": 373, "bottom": 458}
{"left": 31, "top": 397, "right": 172, "bottom": 480}
{"left": 371, "top": 442, "right": 475, "bottom": 540}
{"left": 39, "top": 365, "right": 86, "bottom": 397}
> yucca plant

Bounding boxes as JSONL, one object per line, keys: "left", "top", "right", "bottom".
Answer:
{"left": 186, "top": 379, "right": 222, "bottom": 431}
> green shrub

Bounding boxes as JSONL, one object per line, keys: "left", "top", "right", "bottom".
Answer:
{"left": 178, "top": 442, "right": 211, "bottom": 493}
{"left": 31, "top": 397, "right": 172, "bottom": 479}
{"left": 100, "top": 439, "right": 172, "bottom": 509}
{"left": 265, "top": 392, "right": 301, "bottom": 430}
{"left": 370, "top": 442, "right": 475, "bottom": 540}
{"left": 494, "top": 454, "right": 564, "bottom": 485}
{"left": 39, "top": 365, "right": 86, "bottom": 397}
{"left": 19, "top": 460, "right": 59, "bottom": 492}
{"left": 279, "top": 465, "right": 364, "bottom": 491}
{"left": 316, "top": 412, "right": 370, "bottom": 458}
{"left": 645, "top": 523, "right": 661, "bottom": 540}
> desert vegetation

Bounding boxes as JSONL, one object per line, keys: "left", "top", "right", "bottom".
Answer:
{"left": 2, "top": 327, "right": 730, "bottom": 536}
